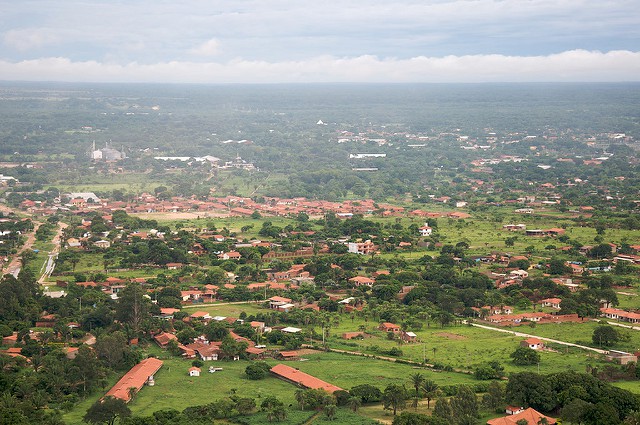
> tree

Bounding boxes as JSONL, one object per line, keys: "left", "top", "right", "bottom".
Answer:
{"left": 592, "top": 325, "right": 619, "bottom": 347}
{"left": 266, "top": 405, "right": 287, "bottom": 422}
{"left": 94, "top": 331, "right": 128, "bottom": 369}
{"left": 433, "top": 398, "right": 454, "bottom": 424}
{"left": 115, "top": 283, "right": 150, "bottom": 332}
{"left": 204, "top": 321, "right": 229, "bottom": 342}
{"left": 505, "top": 372, "right": 555, "bottom": 412}
{"left": 245, "top": 362, "right": 271, "bottom": 380}
{"left": 348, "top": 396, "right": 362, "bottom": 412}
{"left": 561, "top": 398, "right": 591, "bottom": 424}
{"left": 324, "top": 404, "right": 337, "bottom": 421}
{"left": 511, "top": 346, "right": 541, "bottom": 366}
{"left": 296, "top": 388, "right": 334, "bottom": 410}
{"left": 235, "top": 398, "right": 256, "bottom": 415}
{"left": 483, "top": 381, "right": 505, "bottom": 412}
{"left": 409, "top": 372, "right": 425, "bottom": 398}
{"left": 422, "top": 380, "right": 439, "bottom": 409}
{"left": 383, "top": 384, "right": 408, "bottom": 416}
{"left": 83, "top": 396, "right": 131, "bottom": 425}
{"left": 450, "top": 385, "right": 478, "bottom": 422}
{"left": 260, "top": 396, "right": 284, "bottom": 411}
{"left": 350, "top": 384, "right": 382, "bottom": 403}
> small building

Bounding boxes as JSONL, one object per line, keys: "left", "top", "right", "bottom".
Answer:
{"left": 349, "top": 276, "right": 375, "bottom": 287}
{"left": 606, "top": 350, "right": 638, "bottom": 365}
{"left": 487, "top": 407, "right": 556, "bottom": 425}
{"left": 342, "top": 332, "right": 365, "bottom": 340}
{"left": 347, "top": 240, "right": 376, "bottom": 255}
{"left": 269, "top": 296, "right": 293, "bottom": 309}
{"left": 418, "top": 225, "right": 433, "bottom": 237}
{"left": 94, "top": 240, "right": 111, "bottom": 249}
{"left": 277, "top": 351, "right": 300, "bottom": 361}
{"left": 540, "top": 298, "right": 562, "bottom": 309}
{"left": 505, "top": 406, "right": 524, "bottom": 415}
{"left": 189, "top": 367, "right": 201, "bottom": 377}
{"left": 153, "top": 332, "right": 178, "bottom": 348}
{"left": 520, "top": 337, "right": 544, "bottom": 350}
{"left": 379, "top": 322, "right": 401, "bottom": 333}
{"left": 189, "top": 311, "right": 211, "bottom": 321}
{"left": 401, "top": 331, "right": 418, "bottom": 343}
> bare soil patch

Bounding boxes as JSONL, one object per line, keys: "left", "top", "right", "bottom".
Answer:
{"left": 435, "top": 332, "right": 467, "bottom": 340}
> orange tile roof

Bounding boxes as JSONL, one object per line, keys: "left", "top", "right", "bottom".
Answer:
{"left": 487, "top": 407, "right": 556, "bottom": 425}
{"left": 105, "top": 358, "right": 163, "bottom": 402}
{"left": 270, "top": 363, "right": 342, "bottom": 393}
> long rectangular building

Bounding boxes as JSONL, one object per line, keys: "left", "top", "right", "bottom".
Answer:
{"left": 105, "top": 357, "right": 163, "bottom": 402}
{"left": 270, "top": 363, "right": 342, "bottom": 393}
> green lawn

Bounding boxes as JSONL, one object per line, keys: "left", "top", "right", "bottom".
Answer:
{"left": 181, "top": 302, "right": 620, "bottom": 377}
{"left": 63, "top": 347, "right": 474, "bottom": 424}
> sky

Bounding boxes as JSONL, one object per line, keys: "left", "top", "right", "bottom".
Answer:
{"left": 1, "top": 0, "right": 639, "bottom": 83}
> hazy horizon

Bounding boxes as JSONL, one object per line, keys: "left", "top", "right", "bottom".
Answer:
{"left": 2, "top": 1, "right": 639, "bottom": 84}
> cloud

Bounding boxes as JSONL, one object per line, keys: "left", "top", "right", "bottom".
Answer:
{"left": 3, "top": 28, "right": 60, "bottom": 51}
{"left": 189, "top": 39, "right": 221, "bottom": 57}
{"left": 0, "top": 50, "right": 638, "bottom": 83}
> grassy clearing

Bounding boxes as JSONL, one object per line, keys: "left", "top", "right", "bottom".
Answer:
{"left": 180, "top": 302, "right": 620, "bottom": 377}
{"left": 63, "top": 347, "right": 470, "bottom": 424}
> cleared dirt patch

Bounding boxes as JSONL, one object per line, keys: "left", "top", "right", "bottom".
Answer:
{"left": 435, "top": 332, "right": 467, "bottom": 340}
{"left": 296, "top": 348, "right": 320, "bottom": 356}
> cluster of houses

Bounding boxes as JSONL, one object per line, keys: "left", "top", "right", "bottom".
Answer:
{"left": 20, "top": 191, "right": 462, "bottom": 221}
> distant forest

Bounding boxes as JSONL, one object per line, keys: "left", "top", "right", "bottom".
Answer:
{"left": 0, "top": 82, "right": 639, "bottom": 202}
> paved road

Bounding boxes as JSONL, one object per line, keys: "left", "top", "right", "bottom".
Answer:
{"left": 467, "top": 321, "right": 608, "bottom": 354}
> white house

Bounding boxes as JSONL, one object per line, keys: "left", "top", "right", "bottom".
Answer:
{"left": 520, "top": 338, "right": 544, "bottom": 350}
{"left": 189, "top": 367, "right": 201, "bottom": 377}
{"left": 418, "top": 225, "right": 433, "bottom": 237}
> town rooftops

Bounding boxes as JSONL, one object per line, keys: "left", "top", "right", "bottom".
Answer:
{"left": 270, "top": 363, "right": 343, "bottom": 393}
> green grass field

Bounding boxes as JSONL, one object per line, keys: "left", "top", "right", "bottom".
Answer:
{"left": 62, "top": 347, "right": 476, "bottom": 424}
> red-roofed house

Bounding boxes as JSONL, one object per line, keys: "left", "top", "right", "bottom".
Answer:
{"left": 487, "top": 407, "right": 556, "bottom": 425}
{"left": 105, "top": 357, "right": 163, "bottom": 403}
{"left": 270, "top": 363, "right": 343, "bottom": 393}
{"left": 349, "top": 276, "right": 375, "bottom": 287}
{"left": 379, "top": 322, "right": 401, "bottom": 333}
{"left": 154, "top": 332, "right": 178, "bottom": 348}
{"left": 520, "top": 338, "right": 544, "bottom": 350}
{"left": 189, "top": 311, "right": 211, "bottom": 320}
{"left": 540, "top": 298, "right": 561, "bottom": 309}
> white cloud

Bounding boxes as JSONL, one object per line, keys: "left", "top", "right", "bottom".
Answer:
{"left": 189, "top": 39, "right": 221, "bottom": 57}
{"left": 3, "top": 28, "right": 60, "bottom": 51}
{"left": 0, "top": 50, "right": 638, "bottom": 83}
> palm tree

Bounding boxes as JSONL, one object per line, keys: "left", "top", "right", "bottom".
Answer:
{"left": 348, "top": 396, "right": 362, "bottom": 412}
{"left": 294, "top": 389, "right": 305, "bottom": 411}
{"left": 128, "top": 387, "right": 138, "bottom": 402}
{"left": 422, "top": 380, "right": 439, "bottom": 409}
{"left": 324, "top": 404, "right": 337, "bottom": 421}
{"left": 409, "top": 372, "right": 425, "bottom": 408}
